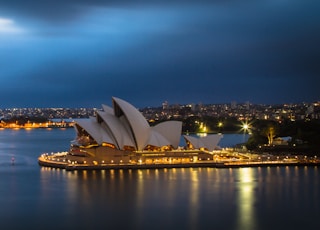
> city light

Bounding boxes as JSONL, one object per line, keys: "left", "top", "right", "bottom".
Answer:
{"left": 199, "top": 122, "right": 208, "bottom": 133}
{"left": 240, "top": 121, "right": 251, "bottom": 134}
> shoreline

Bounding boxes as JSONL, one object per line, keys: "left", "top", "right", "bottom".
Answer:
{"left": 38, "top": 157, "right": 320, "bottom": 171}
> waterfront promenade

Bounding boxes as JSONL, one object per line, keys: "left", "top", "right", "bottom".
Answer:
{"left": 38, "top": 151, "right": 320, "bottom": 171}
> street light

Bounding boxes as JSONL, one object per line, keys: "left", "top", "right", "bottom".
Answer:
{"left": 241, "top": 121, "right": 250, "bottom": 134}
{"left": 218, "top": 122, "right": 223, "bottom": 134}
{"left": 241, "top": 121, "right": 251, "bottom": 144}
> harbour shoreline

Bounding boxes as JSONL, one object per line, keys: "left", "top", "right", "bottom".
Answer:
{"left": 38, "top": 155, "right": 320, "bottom": 171}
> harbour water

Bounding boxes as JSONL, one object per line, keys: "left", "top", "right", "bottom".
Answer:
{"left": 0, "top": 128, "right": 319, "bottom": 229}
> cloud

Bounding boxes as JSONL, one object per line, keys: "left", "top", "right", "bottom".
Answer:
{"left": 0, "top": 17, "right": 24, "bottom": 34}
{"left": 0, "top": 1, "right": 319, "bottom": 107}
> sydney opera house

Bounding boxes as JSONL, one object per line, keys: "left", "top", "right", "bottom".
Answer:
{"left": 38, "top": 97, "right": 223, "bottom": 169}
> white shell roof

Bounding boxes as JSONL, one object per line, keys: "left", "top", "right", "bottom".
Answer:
{"left": 96, "top": 110, "right": 135, "bottom": 149}
{"left": 183, "top": 135, "right": 201, "bottom": 149}
{"left": 73, "top": 97, "right": 183, "bottom": 151}
{"left": 183, "top": 134, "right": 223, "bottom": 151}
{"left": 112, "top": 97, "right": 150, "bottom": 150}
{"left": 200, "top": 134, "right": 223, "bottom": 151}
{"left": 102, "top": 104, "right": 114, "bottom": 115}
{"left": 74, "top": 118, "right": 101, "bottom": 144}
{"left": 148, "top": 130, "right": 170, "bottom": 147}
{"left": 152, "top": 121, "right": 182, "bottom": 149}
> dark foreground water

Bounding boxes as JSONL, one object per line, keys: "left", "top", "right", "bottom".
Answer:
{"left": 0, "top": 129, "right": 319, "bottom": 230}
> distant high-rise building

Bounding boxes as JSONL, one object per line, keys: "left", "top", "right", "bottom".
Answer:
{"left": 190, "top": 103, "right": 196, "bottom": 111}
{"left": 245, "top": 101, "right": 250, "bottom": 110}
{"left": 162, "top": 101, "right": 168, "bottom": 110}
{"left": 306, "top": 105, "right": 314, "bottom": 115}
{"left": 231, "top": 101, "right": 237, "bottom": 109}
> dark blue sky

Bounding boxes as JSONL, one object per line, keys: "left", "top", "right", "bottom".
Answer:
{"left": 0, "top": 0, "right": 319, "bottom": 108}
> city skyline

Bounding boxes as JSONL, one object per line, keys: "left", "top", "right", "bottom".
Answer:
{"left": 1, "top": 1, "right": 319, "bottom": 108}
{"left": 1, "top": 99, "right": 318, "bottom": 122}
{"left": 0, "top": 98, "right": 318, "bottom": 109}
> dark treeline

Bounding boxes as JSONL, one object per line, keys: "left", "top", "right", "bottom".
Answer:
{"left": 246, "top": 119, "right": 320, "bottom": 155}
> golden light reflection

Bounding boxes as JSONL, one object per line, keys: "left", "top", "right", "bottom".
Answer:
{"left": 304, "top": 166, "right": 308, "bottom": 176}
{"left": 241, "top": 168, "right": 252, "bottom": 183}
{"left": 294, "top": 166, "right": 299, "bottom": 177}
{"left": 82, "top": 170, "right": 88, "bottom": 180}
{"left": 285, "top": 166, "right": 290, "bottom": 173}
{"left": 40, "top": 167, "right": 87, "bottom": 214}
{"left": 154, "top": 168, "right": 159, "bottom": 180}
{"left": 188, "top": 168, "right": 200, "bottom": 229}
{"left": 101, "top": 170, "right": 106, "bottom": 180}
{"left": 237, "top": 168, "right": 256, "bottom": 230}
{"left": 119, "top": 169, "right": 124, "bottom": 180}
{"left": 107, "top": 169, "right": 114, "bottom": 181}
{"left": 136, "top": 169, "right": 145, "bottom": 208}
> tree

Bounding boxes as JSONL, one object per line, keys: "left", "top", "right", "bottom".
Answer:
{"left": 264, "top": 125, "right": 277, "bottom": 145}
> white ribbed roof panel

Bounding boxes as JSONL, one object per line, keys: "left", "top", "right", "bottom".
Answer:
{"left": 97, "top": 110, "right": 135, "bottom": 150}
{"left": 153, "top": 121, "right": 182, "bottom": 148}
{"left": 74, "top": 118, "right": 114, "bottom": 145}
{"left": 74, "top": 118, "right": 102, "bottom": 144}
{"left": 183, "top": 134, "right": 223, "bottom": 151}
{"left": 183, "top": 135, "right": 202, "bottom": 149}
{"left": 201, "top": 134, "right": 223, "bottom": 151}
{"left": 112, "top": 97, "right": 150, "bottom": 150}
{"left": 100, "top": 125, "right": 116, "bottom": 145}
{"left": 102, "top": 104, "right": 114, "bottom": 115}
{"left": 148, "top": 130, "right": 171, "bottom": 147}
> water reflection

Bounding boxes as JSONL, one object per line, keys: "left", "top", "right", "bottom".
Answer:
{"left": 236, "top": 168, "right": 256, "bottom": 230}
{"left": 3, "top": 129, "right": 319, "bottom": 229}
{"left": 188, "top": 168, "right": 199, "bottom": 229}
{"left": 38, "top": 166, "right": 320, "bottom": 230}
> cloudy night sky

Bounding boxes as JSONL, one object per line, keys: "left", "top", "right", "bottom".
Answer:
{"left": 0, "top": 0, "right": 319, "bottom": 108}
